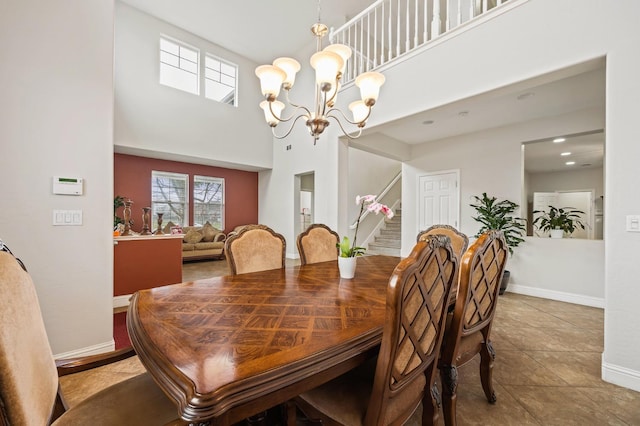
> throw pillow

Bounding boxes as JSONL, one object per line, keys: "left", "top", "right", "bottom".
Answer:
{"left": 201, "top": 222, "right": 220, "bottom": 242}
{"left": 183, "top": 229, "right": 203, "bottom": 244}
{"left": 163, "top": 221, "right": 175, "bottom": 234}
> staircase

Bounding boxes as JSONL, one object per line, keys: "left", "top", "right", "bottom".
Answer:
{"left": 367, "top": 208, "right": 401, "bottom": 257}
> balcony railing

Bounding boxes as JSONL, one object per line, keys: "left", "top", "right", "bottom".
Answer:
{"left": 330, "top": 0, "right": 517, "bottom": 84}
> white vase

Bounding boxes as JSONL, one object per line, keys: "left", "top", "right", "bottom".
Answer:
{"left": 338, "top": 256, "right": 357, "bottom": 279}
{"left": 550, "top": 229, "right": 564, "bottom": 239}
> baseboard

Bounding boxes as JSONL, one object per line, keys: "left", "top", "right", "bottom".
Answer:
{"left": 113, "top": 294, "right": 132, "bottom": 309}
{"left": 602, "top": 360, "right": 640, "bottom": 393}
{"left": 507, "top": 284, "right": 604, "bottom": 308}
{"left": 53, "top": 340, "right": 115, "bottom": 360}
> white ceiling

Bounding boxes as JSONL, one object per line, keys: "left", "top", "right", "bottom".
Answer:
{"left": 117, "top": 0, "right": 605, "bottom": 173}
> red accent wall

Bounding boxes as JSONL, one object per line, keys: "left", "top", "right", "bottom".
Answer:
{"left": 114, "top": 154, "right": 258, "bottom": 233}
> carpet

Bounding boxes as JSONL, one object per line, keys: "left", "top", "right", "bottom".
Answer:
{"left": 113, "top": 311, "right": 131, "bottom": 350}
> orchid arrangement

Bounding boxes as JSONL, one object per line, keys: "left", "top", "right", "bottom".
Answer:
{"left": 338, "top": 195, "right": 395, "bottom": 258}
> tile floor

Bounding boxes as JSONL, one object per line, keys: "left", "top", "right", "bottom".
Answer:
{"left": 61, "top": 259, "right": 640, "bottom": 425}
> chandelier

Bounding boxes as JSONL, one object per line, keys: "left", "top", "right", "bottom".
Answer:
{"left": 255, "top": 10, "right": 385, "bottom": 144}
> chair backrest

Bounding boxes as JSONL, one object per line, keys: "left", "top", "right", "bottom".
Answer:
{"left": 440, "top": 230, "right": 508, "bottom": 365}
{"left": 417, "top": 224, "right": 469, "bottom": 261}
{"left": 0, "top": 251, "right": 59, "bottom": 426}
{"left": 296, "top": 224, "right": 340, "bottom": 265}
{"left": 364, "top": 235, "right": 457, "bottom": 425}
{"left": 225, "top": 224, "right": 286, "bottom": 275}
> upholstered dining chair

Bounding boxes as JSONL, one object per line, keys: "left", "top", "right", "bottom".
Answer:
{"left": 290, "top": 234, "right": 458, "bottom": 426}
{"left": 417, "top": 224, "right": 469, "bottom": 306}
{"left": 438, "top": 230, "right": 508, "bottom": 426}
{"left": 296, "top": 223, "right": 340, "bottom": 265}
{"left": 225, "top": 224, "right": 286, "bottom": 275}
{"left": 0, "top": 251, "right": 182, "bottom": 426}
{"left": 417, "top": 225, "right": 469, "bottom": 262}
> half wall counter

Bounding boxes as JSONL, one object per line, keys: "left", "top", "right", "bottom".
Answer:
{"left": 113, "top": 234, "right": 183, "bottom": 307}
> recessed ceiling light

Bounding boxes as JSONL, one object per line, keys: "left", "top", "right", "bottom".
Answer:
{"left": 517, "top": 92, "right": 535, "bottom": 100}
{"left": 581, "top": 163, "right": 592, "bottom": 167}
{"left": 565, "top": 161, "right": 575, "bottom": 165}
{"left": 561, "top": 152, "right": 571, "bottom": 156}
{"left": 553, "top": 138, "right": 566, "bottom": 143}
{"left": 422, "top": 120, "right": 434, "bottom": 125}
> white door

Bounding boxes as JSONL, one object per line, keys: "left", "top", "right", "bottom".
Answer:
{"left": 418, "top": 171, "right": 459, "bottom": 230}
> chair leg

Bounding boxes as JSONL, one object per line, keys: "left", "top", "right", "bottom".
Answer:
{"left": 422, "top": 383, "right": 441, "bottom": 426}
{"left": 480, "top": 340, "right": 497, "bottom": 404}
{"left": 284, "top": 400, "right": 298, "bottom": 426}
{"left": 440, "top": 365, "right": 458, "bottom": 426}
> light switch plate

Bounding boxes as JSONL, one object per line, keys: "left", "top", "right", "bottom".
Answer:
{"left": 626, "top": 215, "right": 640, "bottom": 232}
{"left": 53, "top": 210, "right": 83, "bottom": 226}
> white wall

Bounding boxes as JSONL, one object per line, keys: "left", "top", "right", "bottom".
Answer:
{"left": 508, "top": 238, "right": 604, "bottom": 306}
{"left": 114, "top": 3, "right": 273, "bottom": 171}
{"left": 0, "top": 0, "right": 115, "bottom": 355}
{"left": 528, "top": 167, "right": 604, "bottom": 201}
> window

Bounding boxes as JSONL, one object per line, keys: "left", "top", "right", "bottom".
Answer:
{"left": 160, "top": 36, "right": 199, "bottom": 95}
{"left": 193, "top": 176, "right": 224, "bottom": 229}
{"left": 151, "top": 171, "right": 188, "bottom": 226}
{"left": 205, "top": 55, "right": 237, "bottom": 106}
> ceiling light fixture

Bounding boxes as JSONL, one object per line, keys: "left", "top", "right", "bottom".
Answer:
{"left": 565, "top": 161, "right": 576, "bottom": 165}
{"left": 553, "top": 137, "right": 566, "bottom": 143}
{"left": 561, "top": 152, "right": 571, "bottom": 156}
{"left": 255, "top": 1, "right": 385, "bottom": 144}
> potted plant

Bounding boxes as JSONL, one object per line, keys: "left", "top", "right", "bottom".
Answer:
{"left": 532, "top": 205, "right": 586, "bottom": 238}
{"left": 470, "top": 193, "right": 527, "bottom": 294}
{"left": 114, "top": 195, "right": 125, "bottom": 228}
{"left": 337, "top": 195, "right": 393, "bottom": 279}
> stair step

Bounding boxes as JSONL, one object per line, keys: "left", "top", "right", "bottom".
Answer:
{"left": 374, "top": 237, "right": 400, "bottom": 245}
{"left": 366, "top": 246, "right": 401, "bottom": 256}
{"left": 369, "top": 240, "right": 401, "bottom": 249}
{"left": 380, "top": 229, "right": 400, "bottom": 236}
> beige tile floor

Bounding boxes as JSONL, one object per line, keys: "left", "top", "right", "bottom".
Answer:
{"left": 61, "top": 259, "right": 640, "bottom": 425}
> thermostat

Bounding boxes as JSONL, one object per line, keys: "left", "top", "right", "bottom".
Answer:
{"left": 53, "top": 176, "right": 83, "bottom": 195}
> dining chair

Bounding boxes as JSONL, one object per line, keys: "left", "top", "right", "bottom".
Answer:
{"left": 225, "top": 224, "right": 286, "bottom": 275}
{"left": 417, "top": 224, "right": 469, "bottom": 306}
{"left": 417, "top": 225, "right": 469, "bottom": 262}
{"left": 296, "top": 223, "right": 340, "bottom": 265}
{"left": 438, "top": 230, "right": 508, "bottom": 426}
{"left": 0, "top": 251, "right": 182, "bottom": 426}
{"left": 291, "top": 234, "right": 458, "bottom": 426}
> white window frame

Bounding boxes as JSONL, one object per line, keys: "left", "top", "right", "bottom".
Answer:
{"left": 193, "top": 175, "right": 225, "bottom": 229}
{"left": 159, "top": 35, "right": 200, "bottom": 95}
{"left": 151, "top": 171, "right": 189, "bottom": 227}
{"left": 204, "top": 54, "right": 238, "bottom": 107}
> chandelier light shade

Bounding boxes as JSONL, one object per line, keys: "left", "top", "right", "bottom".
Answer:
{"left": 255, "top": 19, "right": 385, "bottom": 143}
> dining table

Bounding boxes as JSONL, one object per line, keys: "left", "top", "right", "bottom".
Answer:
{"left": 127, "top": 254, "right": 401, "bottom": 425}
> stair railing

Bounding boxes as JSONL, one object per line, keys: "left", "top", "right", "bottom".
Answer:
{"left": 350, "top": 171, "right": 401, "bottom": 230}
{"left": 330, "top": 0, "right": 524, "bottom": 84}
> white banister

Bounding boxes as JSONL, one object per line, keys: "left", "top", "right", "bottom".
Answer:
{"left": 396, "top": 0, "right": 401, "bottom": 57}
{"left": 330, "top": 0, "right": 520, "bottom": 85}
{"left": 432, "top": 0, "right": 441, "bottom": 37}
{"left": 349, "top": 171, "right": 402, "bottom": 229}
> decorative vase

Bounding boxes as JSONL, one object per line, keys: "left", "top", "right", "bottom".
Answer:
{"left": 550, "top": 229, "right": 564, "bottom": 239}
{"left": 122, "top": 199, "right": 133, "bottom": 236}
{"left": 338, "top": 256, "right": 357, "bottom": 279}
{"left": 154, "top": 212, "right": 164, "bottom": 235}
{"left": 141, "top": 207, "right": 152, "bottom": 235}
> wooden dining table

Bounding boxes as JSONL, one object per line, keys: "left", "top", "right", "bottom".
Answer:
{"left": 127, "top": 255, "right": 401, "bottom": 425}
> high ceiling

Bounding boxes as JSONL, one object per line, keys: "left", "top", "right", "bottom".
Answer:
{"left": 117, "top": 0, "right": 605, "bottom": 173}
